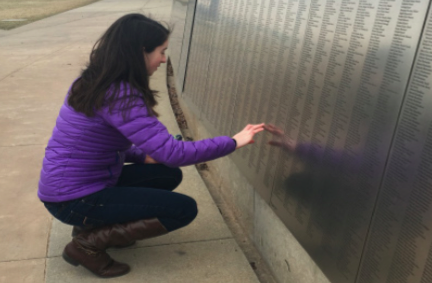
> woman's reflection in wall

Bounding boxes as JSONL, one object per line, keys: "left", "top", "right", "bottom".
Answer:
{"left": 265, "top": 124, "right": 364, "bottom": 258}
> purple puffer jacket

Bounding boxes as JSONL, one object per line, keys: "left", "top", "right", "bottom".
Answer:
{"left": 38, "top": 82, "right": 236, "bottom": 202}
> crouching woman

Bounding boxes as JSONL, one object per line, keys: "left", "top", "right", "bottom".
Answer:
{"left": 38, "top": 13, "right": 264, "bottom": 278}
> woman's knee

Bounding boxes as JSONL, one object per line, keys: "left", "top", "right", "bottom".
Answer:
{"left": 168, "top": 167, "right": 183, "bottom": 190}
{"left": 179, "top": 195, "right": 198, "bottom": 224}
{"left": 160, "top": 194, "right": 198, "bottom": 231}
{"left": 186, "top": 196, "right": 198, "bottom": 218}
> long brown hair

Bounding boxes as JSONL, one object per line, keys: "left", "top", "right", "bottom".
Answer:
{"left": 68, "top": 14, "right": 170, "bottom": 118}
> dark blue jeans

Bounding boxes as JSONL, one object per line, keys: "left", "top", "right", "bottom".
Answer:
{"left": 43, "top": 164, "right": 198, "bottom": 232}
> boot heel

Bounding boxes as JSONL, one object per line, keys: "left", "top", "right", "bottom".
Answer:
{"left": 62, "top": 252, "right": 79, "bottom": 266}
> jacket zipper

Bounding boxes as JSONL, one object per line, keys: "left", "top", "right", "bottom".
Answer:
{"left": 108, "top": 151, "right": 120, "bottom": 179}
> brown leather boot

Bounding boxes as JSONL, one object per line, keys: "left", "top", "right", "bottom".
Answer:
{"left": 62, "top": 240, "right": 130, "bottom": 278}
{"left": 62, "top": 218, "right": 168, "bottom": 278}
{"left": 100, "top": 218, "right": 168, "bottom": 247}
{"left": 71, "top": 226, "right": 93, "bottom": 237}
{"left": 72, "top": 226, "right": 136, "bottom": 248}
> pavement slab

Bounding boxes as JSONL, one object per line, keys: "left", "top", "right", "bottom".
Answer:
{"left": 0, "top": 259, "right": 46, "bottom": 283}
{"left": 0, "top": 145, "right": 51, "bottom": 262}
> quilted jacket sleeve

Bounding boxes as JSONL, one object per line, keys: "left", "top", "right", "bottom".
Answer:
{"left": 101, "top": 98, "right": 236, "bottom": 167}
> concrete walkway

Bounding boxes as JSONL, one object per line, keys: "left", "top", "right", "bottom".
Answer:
{"left": 0, "top": 1, "right": 260, "bottom": 282}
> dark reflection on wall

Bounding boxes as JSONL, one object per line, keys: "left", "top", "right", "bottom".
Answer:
{"left": 171, "top": 0, "right": 432, "bottom": 282}
{"left": 266, "top": 123, "right": 367, "bottom": 281}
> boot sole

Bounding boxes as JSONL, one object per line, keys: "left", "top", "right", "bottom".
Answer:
{"left": 62, "top": 252, "right": 79, "bottom": 266}
{"left": 62, "top": 251, "right": 131, "bottom": 278}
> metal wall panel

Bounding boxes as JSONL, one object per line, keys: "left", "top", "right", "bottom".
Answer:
{"left": 169, "top": 0, "right": 187, "bottom": 79}
{"left": 172, "top": 0, "right": 432, "bottom": 282}
{"left": 229, "top": 0, "right": 289, "bottom": 200}
{"left": 357, "top": 6, "right": 432, "bottom": 283}
{"left": 182, "top": 0, "right": 207, "bottom": 116}
{"left": 201, "top": 0, "right": 240, "bottom": 136}
{"left": 201, "top": 0, "right": 226, "bottom": 135}
{"left": 267, "top": 1, "right": 429, "bottom": 281}
{"left": 170, "top": 0, "right": 197, "bottom": 94}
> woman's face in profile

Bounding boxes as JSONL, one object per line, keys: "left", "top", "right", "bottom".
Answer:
{"left": 144, "top": 40, "right": 168, "bottom": 76}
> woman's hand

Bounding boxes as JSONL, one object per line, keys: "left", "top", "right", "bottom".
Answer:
{"left": 232, "top": 123, "right": 265, "bottom": 149}
{"left": 144, "top": 155, "right": 158, "bottom": 164}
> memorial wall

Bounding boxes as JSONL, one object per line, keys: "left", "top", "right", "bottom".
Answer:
{"left": 170, "top": 1, "right": 432, "bottom": 282}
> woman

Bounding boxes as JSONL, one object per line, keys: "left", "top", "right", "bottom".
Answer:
{"left": 38, "top": 14, "right": 264, "bottom": 278}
